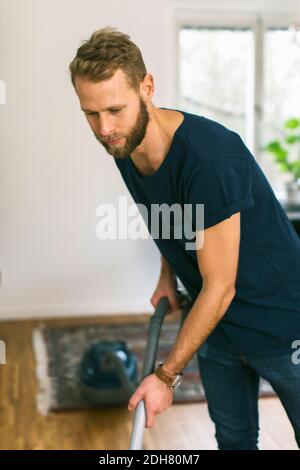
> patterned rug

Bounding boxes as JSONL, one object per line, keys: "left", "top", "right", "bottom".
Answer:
{"left": 32, "top": 319, "right": 275, "bottom": 415}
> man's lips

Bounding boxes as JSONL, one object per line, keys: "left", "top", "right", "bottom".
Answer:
{"left": 106, "top": 137, "right": 122, "bottom": 145}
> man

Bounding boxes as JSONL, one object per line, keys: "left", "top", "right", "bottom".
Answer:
{"left": 69, "top": 27, "right": 300, "bottom": 450}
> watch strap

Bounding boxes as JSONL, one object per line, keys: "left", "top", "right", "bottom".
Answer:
{"left": 154, "top": 362, "right": 183, "bottom": 389}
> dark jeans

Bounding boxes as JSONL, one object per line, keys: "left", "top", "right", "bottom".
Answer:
{"left": 196, "top": 342, "right": 300, "bottom": 450}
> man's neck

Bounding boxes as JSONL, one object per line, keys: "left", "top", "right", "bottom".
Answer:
{"left": 130, "top": 107, "right": 184, "bottom": 176}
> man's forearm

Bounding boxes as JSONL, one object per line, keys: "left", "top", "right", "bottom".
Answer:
{"left": 160, "top": 255, "right": 174, "bottom": 277}
{"left": 162, "top": 284, "right": 235, "bottom": 375}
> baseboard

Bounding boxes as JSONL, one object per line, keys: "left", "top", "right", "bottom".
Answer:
{"left": 0, "top": 299, "right": 152, "bottom": 321}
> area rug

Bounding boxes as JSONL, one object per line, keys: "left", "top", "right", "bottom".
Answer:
{"left": 32, "top": 319, "right": 275, "bottom": 415}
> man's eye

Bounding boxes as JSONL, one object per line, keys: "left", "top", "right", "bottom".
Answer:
{"left": 86, "top": 112, "right": 97, "bottom": 116}
{"left": 111, "top": 109, "right": 121, "bottom": 113}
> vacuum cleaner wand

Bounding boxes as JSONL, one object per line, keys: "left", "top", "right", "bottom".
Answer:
{"left": 128, "top": 291, "right": 191, "bottom": 450}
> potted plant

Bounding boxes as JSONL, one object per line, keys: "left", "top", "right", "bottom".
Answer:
{"left": 263, "top": 117, "right": 300, "bottom": 205}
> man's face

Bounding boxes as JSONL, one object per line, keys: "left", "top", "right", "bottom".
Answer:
{"left": 74, "top": 69, "right": 150, "bottom": 158}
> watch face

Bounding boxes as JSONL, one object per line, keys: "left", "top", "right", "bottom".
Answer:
{"left": 171, "top": 375, "right": 183, "bottom": 389}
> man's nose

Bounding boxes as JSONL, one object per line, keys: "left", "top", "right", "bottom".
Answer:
{"left": 97, "top": 116, "right": 114, "bottom": 138}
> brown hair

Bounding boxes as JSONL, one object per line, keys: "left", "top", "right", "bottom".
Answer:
{"left": 69, "top": 26, "right": 147, "bottom": 91}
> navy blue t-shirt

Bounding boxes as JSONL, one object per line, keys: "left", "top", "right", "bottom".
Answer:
{"left": 114, "top": 109, "right": 300, "bottom": 357}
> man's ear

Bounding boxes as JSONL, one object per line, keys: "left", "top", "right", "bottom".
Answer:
{"left": 140, "top": 73, "right": 154, "bottom": 100}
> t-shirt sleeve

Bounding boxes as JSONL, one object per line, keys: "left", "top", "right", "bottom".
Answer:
{"left": 186, "top": 155, "right": 255, "bottom": 230}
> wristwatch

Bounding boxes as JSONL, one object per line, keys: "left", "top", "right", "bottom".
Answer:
{"left": 154, "top": 362, "right": 183, "bottom": 390}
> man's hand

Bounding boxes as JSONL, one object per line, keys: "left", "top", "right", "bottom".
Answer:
{"left": 127, "top": 374, "right": 174, "bottom": 428}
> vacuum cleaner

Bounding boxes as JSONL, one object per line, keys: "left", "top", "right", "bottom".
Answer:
{"left": 78, "top": 289, "right": 192, "bottom": 449}
{"left": 79, "top": 339, "right": 138, "bottom": 406}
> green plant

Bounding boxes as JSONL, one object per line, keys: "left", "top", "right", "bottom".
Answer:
{"left": 263, "top": 118, "right": 300, "bottom": 182}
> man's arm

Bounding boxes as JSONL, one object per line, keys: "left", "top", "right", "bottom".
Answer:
{"left": 162, "top": 212, "right": 241, "bottom": 376}
{"left": 160, "top": 255, "right": 173, "bottom": 276}
{"left": 150, "top": 255, "right": 180, "bottom": 315}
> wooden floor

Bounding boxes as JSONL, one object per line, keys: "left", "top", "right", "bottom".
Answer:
{"left": 0, "top": 313, "right": 298, "bottom": 450}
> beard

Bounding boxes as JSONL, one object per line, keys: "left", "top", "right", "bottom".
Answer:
{"left": 93, "top": 97, "right": 150, "bottom": 159}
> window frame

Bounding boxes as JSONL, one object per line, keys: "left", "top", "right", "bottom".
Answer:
{"left": 173, "top": 9, "right": 300, "bottom": 160}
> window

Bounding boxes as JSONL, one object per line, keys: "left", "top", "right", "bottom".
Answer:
{"left": 263, "top": 28, "right": 300, "bottom": 143}
{"left": 177, "top": 16, "right": 300, "bottom": 169}
{"left": 179, "top": 27, "right": 253, "bottom": 140}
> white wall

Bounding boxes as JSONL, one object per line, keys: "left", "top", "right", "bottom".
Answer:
{"left": 0, "top": 0, "right": 299, "bottom": 319}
